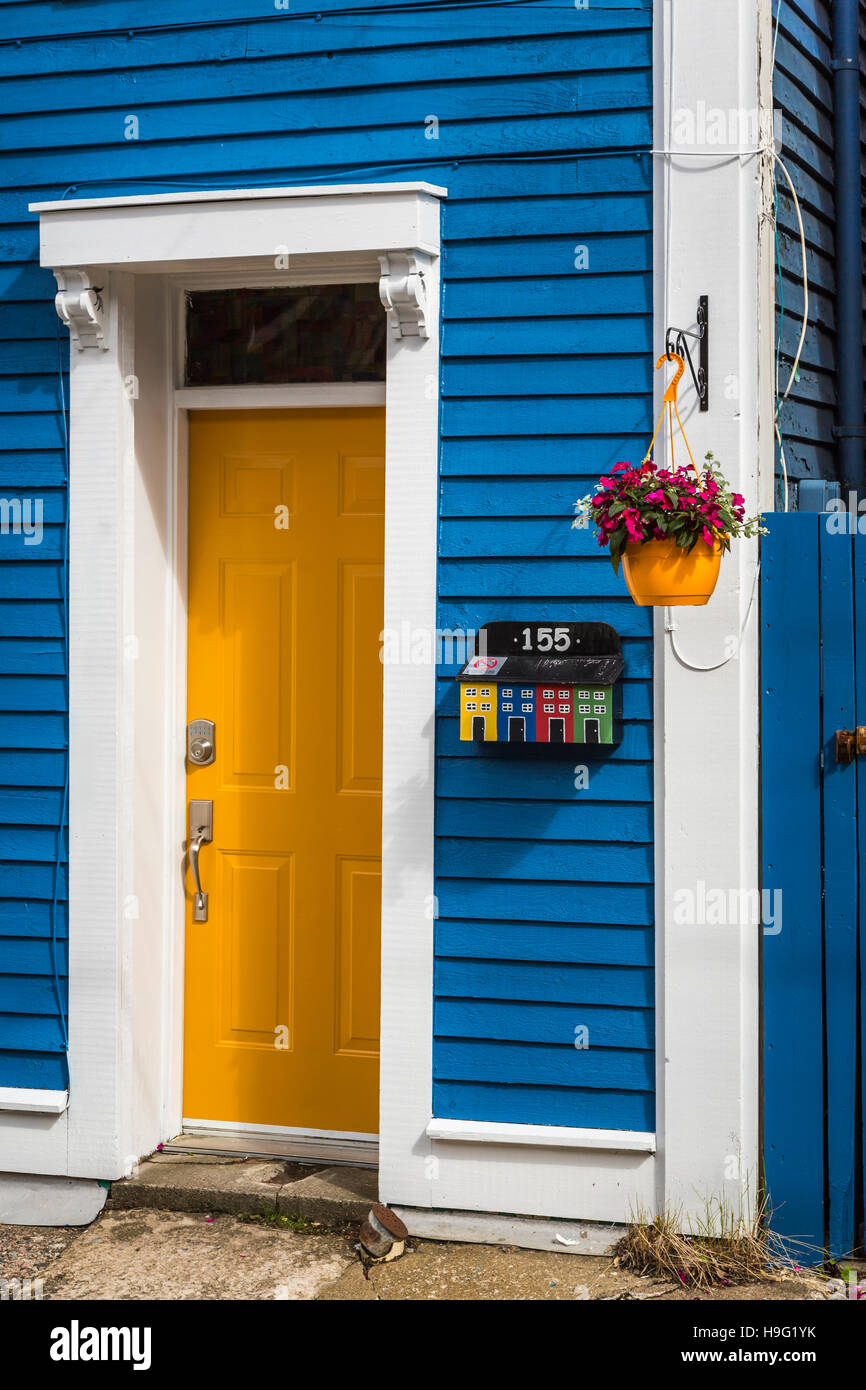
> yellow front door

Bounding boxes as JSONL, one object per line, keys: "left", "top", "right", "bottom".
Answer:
{"left": 183, "top": 409, "right": 384, "bottom": 1135}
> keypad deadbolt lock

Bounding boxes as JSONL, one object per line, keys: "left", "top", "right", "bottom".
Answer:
{"left": 187, "top": 718, "right": 215, "bottom": 767}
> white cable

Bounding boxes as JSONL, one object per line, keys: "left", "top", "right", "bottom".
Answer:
{"left": 775, "top": 420, "right": 790, "bottom": 513}
{"left": 772, "top": 153, "right": 809, "bottom": 409}
{"left": 647, "top": 147, "right": 764, "bottom": 157}
{"left": 666, "top": 560, "right": 761, "bottom": 673}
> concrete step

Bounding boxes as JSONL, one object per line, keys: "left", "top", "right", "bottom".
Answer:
{"left": 108, "top": 1153, "right": 378, "bottom": 1225}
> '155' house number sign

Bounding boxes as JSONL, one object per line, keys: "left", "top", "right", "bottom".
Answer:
{"left": 456, "top": 621, "right": 624, "bottom": 747}
{"left": 518, "top": 625, "right": 576, "bottom": 653}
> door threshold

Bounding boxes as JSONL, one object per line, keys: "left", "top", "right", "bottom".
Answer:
{"left": 166, "top": 1121, "right": 378, "bottom": 1169}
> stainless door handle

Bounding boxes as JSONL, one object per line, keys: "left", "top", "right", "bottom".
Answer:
{"left": 188, "top": 799, "right": 213, "bottom": 922}
{"left": 189, "top": 830, "right": 208, "bottom": 919}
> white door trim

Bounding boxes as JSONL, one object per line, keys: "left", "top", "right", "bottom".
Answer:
{"left": 13, "top": 183, "right": 442, "bottom": 1183}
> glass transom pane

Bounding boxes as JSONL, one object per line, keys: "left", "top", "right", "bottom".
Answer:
{"left": 185, "top": 284, "right": 386, "bottom": 386}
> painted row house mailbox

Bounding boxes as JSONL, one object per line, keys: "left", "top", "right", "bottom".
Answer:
{"left": 457, "top": 623, "right": 624, "bottom": 745}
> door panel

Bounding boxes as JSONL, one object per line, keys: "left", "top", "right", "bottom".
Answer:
{"left": 183, "top": 409, "right": 384, "bottom": 1134}
{"left": 761, "top": 513, "right": 864, "bottom": 1256}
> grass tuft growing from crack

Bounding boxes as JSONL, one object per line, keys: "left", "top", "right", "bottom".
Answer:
{"left": 613, "top": 1193, "right": 818, "bottom": 1291}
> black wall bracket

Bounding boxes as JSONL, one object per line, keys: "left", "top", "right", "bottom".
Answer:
{"left": 665, "top": 295, "right": 709, "bottom": 412}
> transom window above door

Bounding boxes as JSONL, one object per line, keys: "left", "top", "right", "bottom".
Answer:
{"left": 184, "top": 283, "right": 387, "bottom": 386}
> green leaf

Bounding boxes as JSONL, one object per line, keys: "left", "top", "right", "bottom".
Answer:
{"left": 609, "top": 529, "right": 627, "bottom": 575}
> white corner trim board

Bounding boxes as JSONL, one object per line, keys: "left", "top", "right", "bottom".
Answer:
{"left": 392, "top": 1207, "right": 626, "bottom": 1257}
{"left": 652, "top": 0, "right": 766, "bottom": 1227}
{"left": 0, "top": 1087, "right": 69, "bottom": 1115}
{"left": 426, "top": 1119, "right": 656, "bottom": 1153}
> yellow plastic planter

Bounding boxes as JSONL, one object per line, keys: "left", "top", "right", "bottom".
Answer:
{"left": 621, "top": 538, "right": 722, "bottom": 607}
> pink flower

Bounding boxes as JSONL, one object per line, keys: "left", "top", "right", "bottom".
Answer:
{"left": 732, "top": 493, "right": 745, "bottom": 506}
{"left": 622, "top": 508, "right": 644, "bottom": 543}
{"left": 701, "top": 527, "right": 715, "bottom": 547}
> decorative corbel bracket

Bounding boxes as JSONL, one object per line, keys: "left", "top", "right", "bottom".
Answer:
{"left": 378, "top": 252, "right": 429, "bottom": 339}
{"left": 54, "top": 269, "right": 108, "bottom": 351}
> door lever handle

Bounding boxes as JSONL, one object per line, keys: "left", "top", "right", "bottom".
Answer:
{"left": 188, "top": 799, "right": 213, "bottom": 921}
{"left": 189, "top": 829, "right": 208, "bottom": 920}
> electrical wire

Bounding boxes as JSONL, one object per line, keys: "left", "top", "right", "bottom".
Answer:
{"left": 666, "top": 561, "right": 762, "bottom": 673}
{"left": 773, "top": 155, "right": 810, "bottom": 401}
{"left": 773, "top": 175, "right": 787, "bottom": 511}
{"left": 52, "top": 144, "right": 769, "bottom": 209}
{"left": 0, "top": 0, "right": 541, "bottom": 48}
{"left": 768, "top": 2, "right": 810, "bottom": 515}
{"left": 772, "top": 151, "right": 809, "bottom": 515}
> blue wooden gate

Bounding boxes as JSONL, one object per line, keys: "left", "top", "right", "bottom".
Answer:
{"left": 762, "top": 510, "right": 865, "bottom": 1257}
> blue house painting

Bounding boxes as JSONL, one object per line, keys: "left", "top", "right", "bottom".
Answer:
{"left": 496, "top": 687, "right": 537, "bottom": 744}
{"left": 0, "top": 0, "right": 860, "bottom": 1257}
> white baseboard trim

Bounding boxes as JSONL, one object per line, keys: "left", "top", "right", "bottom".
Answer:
{"left": 0, "top": 1087, "right": 69, "bottom": 1115}
{"left": 393, "top": 1205, "right": 626, "bottom": 1256}
{"left": 426, "top": 1119, "right": 656, "bottom": 1154}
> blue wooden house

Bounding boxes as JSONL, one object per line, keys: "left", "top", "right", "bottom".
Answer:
{"left": 0, "top": 0, "right": 863, "bottom": 1255}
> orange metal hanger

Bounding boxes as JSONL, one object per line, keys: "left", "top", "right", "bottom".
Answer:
{"left": 641, "top": 351, "right": 698, "bottom": 476}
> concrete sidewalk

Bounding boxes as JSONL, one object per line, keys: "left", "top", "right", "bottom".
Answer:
{"left": 0, "top": 1208, "right": 831, "bottom": 1302}
{"left": 0, "top": 1212, "right": 828, "bottom": 1295}
{"left": 0, "top": 1153, "right": 841, "bottom": 1302}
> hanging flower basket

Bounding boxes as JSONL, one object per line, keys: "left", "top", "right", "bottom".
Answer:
{"left": 573, "top": 352, "right": 764, "bottom": 608}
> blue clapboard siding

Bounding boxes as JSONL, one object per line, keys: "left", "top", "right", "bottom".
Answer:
{"left": 0, "top": 0, "right": 654, "bottom": 1126}
{"left": 771, "top": 0, "right": 838, "bottom": 488}
{"left": 434, "top": 0, "right": 654, "bottom": 1130}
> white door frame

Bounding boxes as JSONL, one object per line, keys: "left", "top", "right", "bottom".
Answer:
{"left": 17, "top": 183, "right": 443, "bottom": 1184}
{"left": 175, "top": 371, "right": 386, "bottom": 1150}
